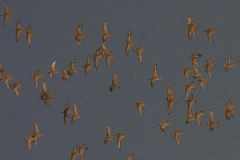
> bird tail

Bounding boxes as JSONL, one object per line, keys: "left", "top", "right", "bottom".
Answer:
{"left": 10, "top": 13, "right": 13, "bottom": 17}
{"left": 205, "top": 79, "right": 208, "bottom": 83}
{"left": 216, "top": 122, "right": 219, "bottom": 126}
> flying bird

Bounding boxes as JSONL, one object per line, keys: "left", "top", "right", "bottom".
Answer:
{"left": 71, "top": 103, "right": 83, "bottom": 124}
{"left": 74, "top": 24, "right": 86, "bottom": 47}
{"left": 149, "top": 65, "right": 162, "bottom": 87}
{"left": 83, "top": 55, "right": 94, "bottom": 76}
{"left": 134, "top": 100, "right": 147, "bottom": 116}
{"left": 158, "top": 121, "right": 170, "bottom": 135}
{"left": 2, "top": 74, "right": 13, "bottom": 88}
{"left": 224, "top": 55, "right": 235, "bottom": 72}
{"left": 48, "top": 61, "right": 59, "bottom": 77}
{"left": 124, "top": 31, "right": 137, "bottom": 55}
{"left": 115, "top": 132, "right": 128, "bottom": 150}
{"left": 171, "top": 131, "right": 184, "bottom": 145}
{"left": 205, "top": 28, "right": 217, "bottom": 43}
{"left": 203, "top": 59, "right": 216, "bottom": 77}
{"left": 13, "top": 19, "right": 25, "bottom": 41}
{"left": 10, "top": 81, "right": 23, "bottom": 97}
{"left": 23, "top": 25, "right": 35, "bottom": 47}
{"left": 61, "top": 101, "right": 73, "bottom": 124}
{"left": 68, "top": 58, "right": 80, "bottom": 76}
{"left": 104, "top": 124, "right": 115, "bottom": 144}
{"left": 1, "top": 2, "right": 13, "bottom": 26}
{"left": 208, "top": 110, "right": 219, "bottom": 131}
{"left": 100, "top": 20, "right": 112, "bottom": 42}
{"left": 181, "top": 67, "right": 193, "bottom": 81}
{"left": 31, "top": 70, "right": 43, "bottom": 89}
{"left": 133, "top": 47, "right": 146, "bottom": 63}
{"left": 109, "top": 72, "right": 121, "bottom": 91}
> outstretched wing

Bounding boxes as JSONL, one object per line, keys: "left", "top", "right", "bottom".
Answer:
{"left": 42, "top": 81, "right": 47, "bottom": 93}
{"left": 103, "top": 21, "right": 108, "bottom": 33}
{"left": 51, "top": 61, "right": 57, "bottom": 71}
{"left": 127, "top": 31, "right": 131, "bottom": 42}
{"left": 153, "top": 65, "right": 157, "bottom": 77}
{"left": 73, "top": 103, "right": 78, "bottom": 115}
{"left": 34, "top": 121, "right": 39, "bottom": 133}
{"left": 76, "top": 24, "right": 83, "bottom": 33}
{"left": 210, "top": 110, "right": 214, "bottom": 122}
{"left": 112, "top": 72, "right": 117, "bottom": 85}
{"left": 107, "top": 124, "right": 111, "bottom": 136}
{"left": 167, "top": 83, "right": 172, "bottom": 94}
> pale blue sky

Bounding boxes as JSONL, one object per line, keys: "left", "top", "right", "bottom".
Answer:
{"left": 1, "top": 0, "right": 240, "bottom": 160}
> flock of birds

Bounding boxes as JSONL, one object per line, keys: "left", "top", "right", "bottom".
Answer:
{"left": 1, "top": 1, "right": 240, "bottom": 160}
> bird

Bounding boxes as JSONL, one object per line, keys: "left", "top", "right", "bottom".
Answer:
{"left": 74, "top": 24, "right": 86, "bottom": 47}
{"left": 60, "top": 65, "right": 71, "bottom": 81}
{"left": 186, "top": 16, "right": 199, "bottom": 39}
{"left": 24, "top": 135, "right": 37, "bottom": 152}
{"left": 92, "top": 47, "right": 104, "bottom": 70}
{"left": 105, "top": 51, "right": 116, "bottom": 69}
{"left": 197, "top": 76, "right": 208, "bottom": 89}
{"left": 100, "top": 41, "right": 110, "bottom": 56}
{"left": 83, "top": 54, "right": 95, "bottom": 76}
{"left": 181, "top": 67, "right": 193, "bottom": 81}
{"left": 182, "top": 82, "right": 196, "bottom": 100}
{"left": 13, "top": 19, "right": 25, "bottom": 41}
{"left": 69, "top": 143, "right": 81, "bottom": 160}
{"left": 115, "top": 132, "right": 128, "bottom": 150}
{"left": 109, "top": 72, "right": 121, "bottom": 91}
{"left": 185, "top": 94, "right": 197, "bottom": 115}
{"left": 133, "top": 47, "right": 146, "bottom": 63}
{"left": 127, "top": 153, "right": 134, "bottom": 160}
{"left": 1, "top": 2, "right": 13, "bottom": 26}
{"left": 165, "top": 83, "right": 177, "bottom": 102}
{"left": 68, "top": 58, "right": 80, "bottom": 76}
{"left": 189, "top": 53, "right": 202, "bottom": 66}
{"left": 166, "top": 97, "right": 178, "bottom": 115}
{"left": 208, "top": 110, "right": 219, "bottom": 131}
{"left": 171, "top": 131, "right": 184, "bottom": 145}
{"left": 29, "top": 121, "right": 44, "bottom": 144}
{"left": 48, "top": 61, "right": 59, "bottom": 77}
{"left": 31, "top": 70, "right": 43, "bottom": 89}
{"left": 43, "top": 95, "right": 55, "bottom": 107}
{"left": 192, "top": 111, "right": 204, "bottom": 126}
{"left": 100, "top": 20, "right": 112, "bottom": 42}
{"left": 224, "top": 55, "right": 235, "bottom": 72}
{"left": 191, "top": 60, "right": 202, "bottom": 79}
{"left": 77, "top": 144, "right": 88, "bottom": 160}
{"left": 2, "top": 74, "right": 13, "bottom": 88}
{"left": 203, "top": 59, "right": 216, "bottom": 77}
{"left": 61, "top": 101, "right": 73, "bottom": 124}
{"left": 185, "top": 113, "right": 195, "bottom": 124}
{"left": 205, "top": 28, "right": 217, "bottom": 43}
{"left": 224, "top": 98, "right": 236, "bottom": 120}
{"left": 149, "top": 65, "right": 162, "bottom": 87}
{"left": 0, "top": 59, "right": 8, "bottom": 80}
{"left": 10, "top": 81, "right": 23, "bottom": 97}
{"left": 124, "top": 31, "right": 137, "bottom": 55}
{"left": 23, "top": 25, "right": 35, "bottom": 47}
{"left": 134, "top": 100, "right": 147, "bottom": 116}
{"left": 158, "top": 121, "right": 170, "bottom": 135}
{"left": 104, "top": 124, "right": 115, "bottom": 144}
{"left": 71, "top": 102, "right": 82, "bottom": 124}
{"left": 39, "top": 80, "right": 55, "bottom": 100}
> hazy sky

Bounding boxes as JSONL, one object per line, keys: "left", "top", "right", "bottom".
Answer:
{"left": 1, "top": 0, "right": 240, "bottom": 160}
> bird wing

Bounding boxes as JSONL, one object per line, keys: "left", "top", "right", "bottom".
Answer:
{"left": 85, "top": 66, "right": 90, "bottom": 76}
{"left": 112, "top": 72, "right": 117, "bottom": 85}
{"left": 76, "top": 24, "right": 83, "bottom": 33}
{"left": 126, "top": 45, "right": 130, "bottom": 55}
{"left": 153, "top": 65, "right": 157, "bottom": 77}
{"left": 17, "top": 19, "right": 21, "bottom": 29}
{"left": 0, "top": 60, "right": 2, "bottom": 69}
{"left": 137, "top": 51, "right": 142, "bottom": 63}
{"left": 127, "top": 31, "right": 131, "bottom": 42}
{"left": 5, "top": 2, "right": 9, "bottom": 13}
{"left": 14, "top": 87, "right": 20, "bottom": 97}
{"left": 42, "top": 81, "right": 47, "bottom": 93}
{"left": 137, "top": 105, "right": 143, "bottom": 116}
{"left": 103, "top": 21, "right": 108, "bottom": 33}
{"left": 94, "top": 57, "right": 99, "bottom": 70}
{"left": 167, "top": 83, "right": 172, "bottom": 94}
{"left": 117, "top": 137, "right": 122, "bottom": 150}
{"left": 73, "top": 103, "right": 78, "bottom": 115}
{"left": 160, "top": 125, "right": 166, "bottom": 135}
{"left": 207, "top": 33, "right": 213, "bottom": 42}
{"left": 70, "top": 58, "right": 75, "bottom": 69}
{"left": 4, "top": 16, "right": 8, "bottom": 26}
{"left": 51, "top": 61, "right": 57, "bottom": 71}
{"left": 27, "top": 25, "right": 31, "bottom": 32}
{"left": 227, "top": 55, "right": 231, "bottom": 64}
{"left": 26, "top": 140, "right": 32, "bottom": 151}
{"left": 106, "top": 57, "right": 111, "bottom": 69}
{"left": 34, "top": 121, "right": 39, "bottom": 133}
{"left": 210, "top": 110, "right": 214, "bottom": 122}
{"left": 205, "top": 67, "right": 212, "bottom": 77}
{"left": 127, "top": 153, "right": 133, "bottom": 160}
{"left": 107, "top": 124, "right": 111, "bottom": 136}
{"left": 174, "top": 134, "right": 180, "bottom": 145}
{"left": 86, "top": 55, "right": 91, "bottom": 64}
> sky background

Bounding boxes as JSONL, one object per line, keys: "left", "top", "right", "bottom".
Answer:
{"left": 1, "top": 0, "right": 240, "bottom": 159}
